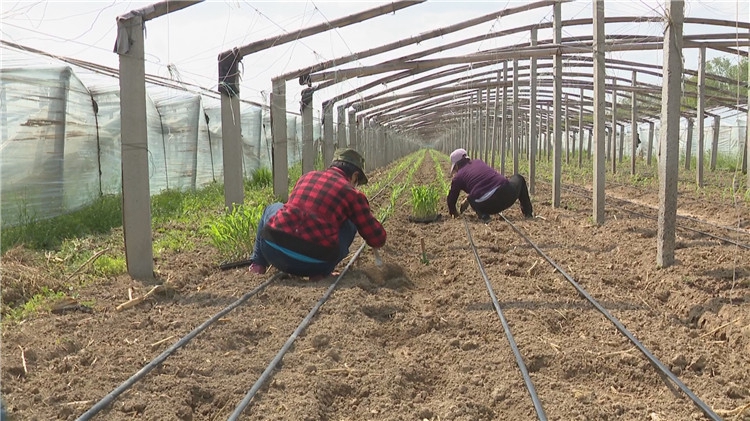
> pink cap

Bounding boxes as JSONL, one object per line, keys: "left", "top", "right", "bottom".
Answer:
{"left": 450, "top": 148, "right": 468, "bottom": 173}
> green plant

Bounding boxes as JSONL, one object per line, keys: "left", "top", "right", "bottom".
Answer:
{"left": 6, "top": 287, "right": 66, "bottom": 320}
{"left": 92, "top": 255, "right": 127, "bottom": 277}
{"left": 207, "top": 203, "right": 264, "bottom": 261}
{"left": 1, "top": 194, "right": 122, "bottom": 253}
{"left": 249, "top": 167, "right": 273, "bottom": 188}
{"left": 410, "top": 185, "right": 441, "bottom": 219}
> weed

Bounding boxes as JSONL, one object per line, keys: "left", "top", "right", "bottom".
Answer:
{"left": 6, "top": 287, "right": 66, "bottom": 320}
{"left": 92, "top": 254, "right": 127, "bottom": 277}
{"left": 207, "top": 203, "right": 264, "bottom": 261}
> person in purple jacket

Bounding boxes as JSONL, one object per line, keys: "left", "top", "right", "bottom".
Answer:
{"left": 446, "top": 148, "right": 534, "bottom": 223}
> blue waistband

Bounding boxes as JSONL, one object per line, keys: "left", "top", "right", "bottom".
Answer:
{"left": 265, "top": 240, "right": 326, "bottom": 264}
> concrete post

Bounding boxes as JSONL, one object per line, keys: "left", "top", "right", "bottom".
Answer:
{"left": 552, "top": 0, "right": 562, "bottom": 207}
{"left": 647, "top": 121, "right": 655, "bottom": 165}
{"left": 271, "top": 78, "right": 289, "bottom": 201}
{"left": 696, "top": 47, "right": 706, "bottom": 186}
{"left": 323, "top": 101, "right": 334, "bottom": 166}
{"left": 685, "top": 118, "right": 694, "bottom": 171}
{"left": 631, "top": 70, "right": 638, "bottom": 175}
{"left": 512, "top": 58, "right": 520, "bottom": 174}
{"left": 501, "top": 61, "right": 508, "bottom": 174}
{"left": 611, "top": 90, "right": 617, "bottom": 174}
{"left": 300, "top": 88, "right": 315, "bottom": 174}
{"left": 657, "top": 0, "right": 684, "bottom": 268}
{"left": 337, "top": 106, "right": 346, "bottom": 148}
{"left": 529, "top": 26, "right": 538, "bottom": 194}
{"left": 710, "top": 115, "right": 720, "bottom": 171}
{"left": 592, "top": 0, "right": 606, "bottom": 224}
{"left": 578, "top": 88, "right": 584, "bottom": 169}
{"left": 118, "top": 14, "right": 154, "bottom": 279}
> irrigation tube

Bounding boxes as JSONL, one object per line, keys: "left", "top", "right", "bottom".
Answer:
{"left": 500, "top": 215, "right": 722, "bottom": 421}
{"left": 561, "top": 183, "right": 749, "bottom": 250}
{"left": 75, "top": 274, "right": 281, "bottom": 421}
{"left": 463, "top": 219, "right": 548, "bottom": 421}
{"left": 227, "top": 242, "right": 368, "bottom": 420}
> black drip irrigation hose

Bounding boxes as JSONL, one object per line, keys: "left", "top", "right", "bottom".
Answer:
{"left": 499, "top": 214, "right": 722, "bottom": 421}
{"left": 75, "top": 274, "right": 282, "bottom": 421}
{"left": 462, "top": 218, "right": 548, "bottom": 421}
{"left": 226, "top": 242, "right": 368, "bottom": 420}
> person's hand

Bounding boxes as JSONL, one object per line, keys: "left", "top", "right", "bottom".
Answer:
{"left": 459, "top": 198, "right": 470, "bottom": 214}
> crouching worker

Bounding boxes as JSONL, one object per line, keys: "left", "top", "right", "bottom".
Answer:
{"left": 248, "top": 148, "right": 386, "bottom": 280}
{"left": 447, "top": 148, "right": 534, "bottom": 223}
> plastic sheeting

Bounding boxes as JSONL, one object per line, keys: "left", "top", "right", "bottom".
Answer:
{"left": 1, "top": 66, "right": 316, "bottom": 227}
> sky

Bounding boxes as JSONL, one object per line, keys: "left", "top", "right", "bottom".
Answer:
{"left": 1, "top": 1, "right": 748, "bottom": 116}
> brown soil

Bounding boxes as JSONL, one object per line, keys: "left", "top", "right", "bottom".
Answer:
{"left": 2, "top": 151, "right": 750, "bottom": 421}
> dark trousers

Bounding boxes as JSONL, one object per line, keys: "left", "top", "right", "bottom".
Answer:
{"left": 470, "top": 174, "right": 533, "bottom": 217}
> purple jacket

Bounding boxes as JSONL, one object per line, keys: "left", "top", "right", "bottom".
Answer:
{"left": 447, "top": 159, "right": 508, "bottom": 216}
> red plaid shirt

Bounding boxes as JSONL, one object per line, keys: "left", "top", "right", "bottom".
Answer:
{"left": 267, "top": 167, "right": 386, "bottom": 253}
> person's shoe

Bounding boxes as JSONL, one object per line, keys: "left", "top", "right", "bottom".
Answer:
{"left": 479, "top": 213, "right": 491, "bottom": 224}
{"left": 524, "top": 213, "right": 535, "bottom": 219}
{"left": 249, "top": 263, "right": 267, "bottom": 274}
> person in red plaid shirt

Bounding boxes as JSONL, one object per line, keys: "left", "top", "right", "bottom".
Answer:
{"left": 248, "top": 148, "right": 386, "bottom": 280}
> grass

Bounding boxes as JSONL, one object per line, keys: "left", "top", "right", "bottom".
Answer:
{"left": 0, "top": 164, "right": 289, "bottom": 319}
{"left": 5, "top": 287, "right": 67, "bottom": 321}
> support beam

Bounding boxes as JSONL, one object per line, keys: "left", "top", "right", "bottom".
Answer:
{"left": 271, "top": 78, "right": 289, "bottom": 201}
{"left": 657, "top": 0, "right": 683, "bottom": 268}
{"left": 631, "top": 71, "right": 638, "bottom": 175}
{"left": 710, "top": 115, "right": 720, "bottom": 171}
{"left": 529, "top": 27, "right": 538, "bottom": 194}
{"left": 501, "top": 61, "right": 508, "bottom": 174}
{"left": 578, "top": 87, "right": 584, "bottom": 169}
{"left": 118, "top": 13, "right": 154, "bottom": 280}
{"left": 611, "top": 90, "right": 617, "bottom": 173}
{"left": 685, "top": 118, "right": 694, "bottom": 170}
{"left": 323, "top": 101, "right": 335, "bottom": 165}
{"left": 512, "top": 58, "right": 520, "bottom": 174}
{"left": 592, "top": 0, "right": 606, "bottom": 225}
{"left": 301, "top": 88, "right": 315, "bottom": 174}
{"left": 647, "top": 121, "right": 655, "bottom": 165}
{"left": 696, "top": 47, "right": 706, "bottom": 186}
{"left": 552, "top": 1, "right": 562, "bottom": 207}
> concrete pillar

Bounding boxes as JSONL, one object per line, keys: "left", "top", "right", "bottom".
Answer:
{"left": 501, "top": 61, "right": 508, "bottom": 174}
{"left": 491, "top": 71, "right": 501, "bottom": 168}
{"left": 592, "top": 0, "right": 606, "bottom": 224}
{"left": 578, "top": 88, "right": 584, "bottom": 169}
{"left": 696, "top": 47, "right": 706, "bottom": 186}
{"left": 552, "top": 0, "right": 562, "bottom": 207}
{"left": 710, "top": 115, "right": 721, "bottom": 171}
{"left": 483, "top": 87, "right": 491, "bottom": 162}
{"left": 512, "top": 58, "right": 520, "bottom": 174}
{"left": 271, "top": 78, "right": 289, "bottom": 201}
{"left": 631, "top": 71, "right": 638, "bottom": 175}
{"left": 300, "top": 88, "right": 315, "bottom": 174}
{"left": 119, "top": 14, "right": 154, "bottom": 279}
{"left": 647, "top": 121, "right": 655, "bottom": 165}
{"left": 336, "top": 105, "right": 346, "bottom": 148}
{"left": 657, "top": 0, "right": 684, "bottom": 268}
{"left": 322, "top": 101, "right": 335, "bottom": 166}
{"left": 529, "top": 26, "right": 538, "bottom": 194}
{"left": 685, "top": 118, "right": 694, "bottom": 170}
{"left": 348, "top": 108, "right": 357, "bottom": 151}
{"left": 564, "top": 94, "right": 570, "bottom": 165}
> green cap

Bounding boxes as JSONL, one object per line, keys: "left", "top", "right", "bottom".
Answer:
{"left": 332, "top": 148, "right": 368, "bottom": 185}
